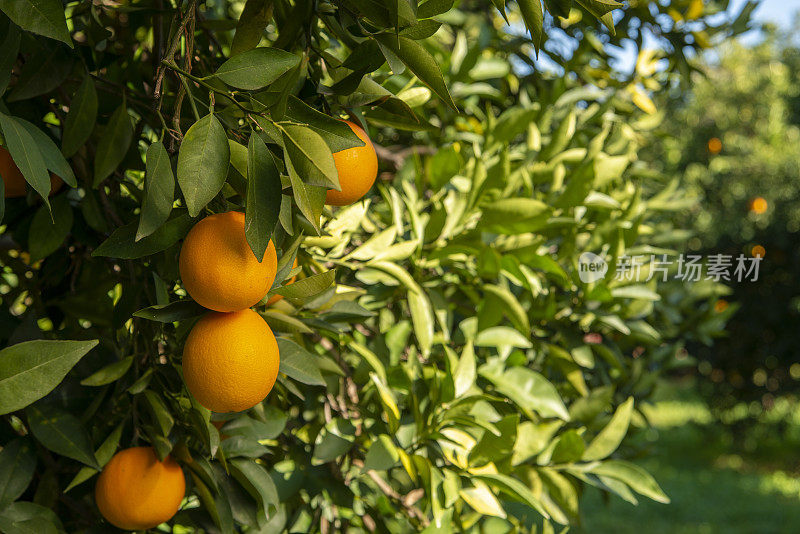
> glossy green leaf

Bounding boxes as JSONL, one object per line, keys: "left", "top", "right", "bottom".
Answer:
{"left": 62, "top": 74, "right": 98, "bottom": 157}
{"left": 0, "top": 22, "right": 21, "bottom": 96}
{"left": 26, "top": 405, "right": 99, "bottom": 469}
{"left": 18, "top": 119, "right": 76, "bottom": 187}
{"left": 80, "top": 356, "right": 133, "bottom": 387}
{"left": 177, "top": 113, "right": 230, "bottom": 216}
{"left": 133, "top": 300, "right": 205, "bottom": 322}
{"left": 93, "top": 210, "right": 193, "bottom": 259}
{"left": 271, "top": 269, "right": 335, "bottom": 300}
{"left": 284, "top": 97, "right": 364, "bottom": 153}
{"left": 481, "top": 366, "right": 569, "bottom": 420}
{"left": 28, "top": 197, "right": 73, "bottom": 261}
{"left": 0, "top": 0, "right": 72, "bottom": 46}
{"left": 0, "top": 439, "right": 36, "bottom": 509}
{"left": 231, "top": 0, "right": 273, "bottom": 55}
{"left": 0, "top": 112, "right": 51, "bottom": 208}
{"left": 7, "top": 46, "right": 71, "bottom": 102}
{"left": 280, "top": 123, "right": 339, "bottom": 190}
{"left": 587, "top": 460, "right": 669, "bottom": 503}
{"left": 215, "top": 47, "right": 300, "bottom": 90}
{"left": 245, "top": 132, "right": 281, "bottom": 261}
{"left": 64, "top": 423, "right": 123, "bottom": 492}
{"left": 93, "top": 104, "right": 133, "bottom": 186}
{"left": 137, "top": 141, "right": 175, "bottom": 241}
{"left": 363, "top": 434, "right": 399, "bottom": 471}
{"left": 373, "top": 34, "right": 456, "bottom": 109}
{"left": 276, "top": 338, "right": 325, "bottom": 385}
{"left": 0, "top": 340, "right": 98, "bottom": 415}
{"left": 583, "top": 396, "right": 634, "bottom": 461}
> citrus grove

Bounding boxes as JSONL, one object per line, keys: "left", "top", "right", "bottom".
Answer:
{"left": 0, "top": 0, "right": 750, "bottom": 532}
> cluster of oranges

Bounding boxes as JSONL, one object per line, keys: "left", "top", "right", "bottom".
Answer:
{"left": 93, "top": 120, "right": 377, "bottom": 530}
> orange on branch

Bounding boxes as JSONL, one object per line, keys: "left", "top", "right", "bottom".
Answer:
{"left": 95, "top": 447, "right": 185, "bottom": 531}
{"left": 182, "top": 309, "right": 280, "bottom": 413}
{"left": 326, "top": 120, "right": 378, "bottom": 206}
{"left": 179, "top": 211, "right": 277, "bottom": 312}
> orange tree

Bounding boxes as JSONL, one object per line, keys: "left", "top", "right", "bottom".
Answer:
{"left": 0, "top": 0, "right": 750, "bottom": 532}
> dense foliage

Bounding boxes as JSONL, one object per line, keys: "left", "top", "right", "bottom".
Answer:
{"left": 0, "top": 0, "right": 753, "bottom": 532}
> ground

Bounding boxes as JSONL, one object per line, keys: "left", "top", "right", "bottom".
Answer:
{"left": 578, "top": 382, "right": 800, "bottom": 533}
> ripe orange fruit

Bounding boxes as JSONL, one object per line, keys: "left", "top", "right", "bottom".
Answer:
{"left": 326, "top": 120, "right": 378, "bottom": 206}
{"left": 707, "top": 137, "right": 722, "bottom": 155}
{"left": 182, "top": 309, "right": 280, "bottom": 412}
{"left": 1, "top": 146, "right": 63, "bottom": 198}
{"left": 95, "top": 447, "right": 185, "bottom": 531}
{"left": 749, "top": 196, "right": 768, "bottom": 215}
{"left": 267, "top": 257, "right": 299, "bottom": 306}
{"left": 179, "top": 211, "right": 277, "bottom": 312}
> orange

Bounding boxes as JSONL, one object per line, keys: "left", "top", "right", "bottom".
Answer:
{"left": 707, "top": 137, "right": 722, "bottom": 155}
{"left": 182, "top": 309, "right": 280, "bottom": 412}
{"left": 179, "top": 211, "right": 277, "bottom": 312}
{"left": 326, "top": 120, "right": 378, "bottom": 206}
{"left": 1, "top": 146, "right": 63, "bottom": 197}
{"left": 749, "top": 197, "right": 768, "bottom": 215}
{"left": 267, "top": 257, "right": 299, "bottom": 306}
{"left": 95, "top": 447, "right": 185, "bottom": 531}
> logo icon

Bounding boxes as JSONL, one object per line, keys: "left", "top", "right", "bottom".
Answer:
{"left": 578, "top": 252, "right": 608, "bottom": 283}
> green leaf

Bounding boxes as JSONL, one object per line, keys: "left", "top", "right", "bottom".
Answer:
{"left": 469, "top": 414, "right": 518, "bottom": 466}
{"left": 231, "top": 0, "right": 272, "bottom": 56}
{"left": 417, "top": 0, "right": 454, "bottom": 18}
{"left": 133, "top": 300, "right": 205, "bottom": 322}
{"left": 271, "top": 269, "right": 335, "bottom": 300}
{"left": 215, "top": 47, "right": 300, "bottom": 91}
{"left": 93, "top": 104, "right": 133, "bottom": 186}
{"left": 177, "top": 113, "right": 230, "bottom": 217}
{"left": 482, "top": 198, "right": 549, "bottom": 224}
{"left": 427, "top": 145, "right": 461, "bottom": 190}
{"left": 492, "top": 107, "right": 539, "bottom": 143}
{"left": 64, "top": 423, "right": 124, "bottom": 492}
{"left": 575, "top": 0, "right": 621, "bottom": 34}
{"left": 18, "top": 119, "right": 76, "bottom": 187}
{"left": 475, "top": 326, "right": 532, "bottom": 349}
{"left": 373, "top": 34, "right": 456, "bottom": 109}
{"left": 143, "top": 390, "right": 174, "bottom": 437}
{"left": 93, "top": 210, "right": 193, "bottom": 259}
{"left": 229, "top": 459, "right": 279, "bottom": 519}
{"left": 0, "top": 439, "right": 36, "bottom": 509}
{"left": 363, "top": 434, "right": 400, "bottom": 471}
{"left": 453, "top": 341, "right": 476, "bottom": 397}
{"left": 280, "top": 123, "right": 339, "bottom": 190}
{"left": 460, "top": 481, "right": 506, "bottom": 518}
{"left": 285, "top": 156, "right": 326, "bottom": 233}
{"left": 484, "top": 285, "right": 530, "bottom": 335}
{"left": 313, "top": 419, "right": 356, "bottom": 464}
{"left": 550, "top": 429, "right": 585, "bottom": 464}
{"left": 26, "top": 405, "right": 99, "bottom": 469}
{"left": 62, "top": 74, "right": 98, "bottom": 157}
{"left": 408, "top": 289, "right": 434, "bottom": 356}
{"left": 7, "top": 45, "right": 71, "bottom": 102}
{"left": 245, "top": 133, "right": 281, "bottom": 261}
{"left": 0, "top": 0, "right": 72, "bottom": 46}
{"left": 0, "top": 113, "right": 52, "bottom": 208}
{"left": 284, "top": 97, "right": 364, "bottom": 153}
{"left": 0, "top": 340, "right": 98, "bottom": 415}
{"left": 518, "top": 0, "right": 545, "bottom": 51}
{"left": 136, "top": 141, "right": 175, "bottom": 241}
{"left": 481, "top": 366, "right": 569, "bottom": 420}
{"left": 474, "top": 473, "right": 549, "bottom": 518}
{"left": 0, "top": 22, "right": 21, "bottom": 96}
{"left": 0, "top": 502, "right": 63, "bottom": 534}
{"left": 276, "top": 338, "right": 325, "bottom": 386}
{"left": 28, "top": 197, "right": 72, "bottom": 261}
{"left": 80, "top": 356, "right": 133, "bottom": 387}
{"left": 587, "top": 460, "right": 669, "bottom": 503}
{"left": 583, "top": 397, "right": 634, "bottom": 461}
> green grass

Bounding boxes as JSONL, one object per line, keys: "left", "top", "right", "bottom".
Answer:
{"left": 577, "top": 383, "right": 800, "bottom": 534}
